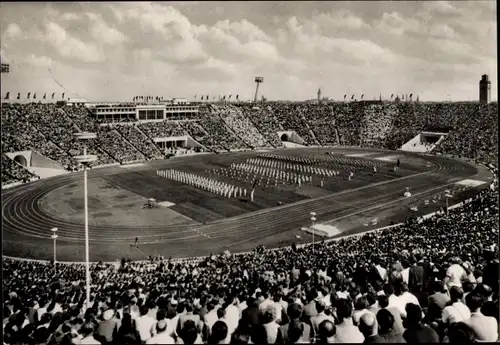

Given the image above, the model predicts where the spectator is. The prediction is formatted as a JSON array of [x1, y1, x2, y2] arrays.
[[441, 286, 470, 325], [146, 320, 175, 344], [376, 309, 405, 343], [334, 299, 364, 343], [444, 322, 475, 344], [358, 312, 383, 343], [317, 320, 336, 344], [464, 292, 498, 342], [403, 303, 439, 343]]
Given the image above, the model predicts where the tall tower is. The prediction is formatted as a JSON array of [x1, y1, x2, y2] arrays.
[[254, 77, 263, 103], [317, 88, 322, 103], [479, 74, 491, 104]]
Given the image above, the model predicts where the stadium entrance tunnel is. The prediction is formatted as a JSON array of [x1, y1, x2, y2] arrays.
[[14, 155, 27, 167], [280, 133, 289, 141]]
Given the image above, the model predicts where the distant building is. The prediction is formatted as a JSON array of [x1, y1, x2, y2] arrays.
[[67, 98, 87, 107], [479, 74, 491, 104]]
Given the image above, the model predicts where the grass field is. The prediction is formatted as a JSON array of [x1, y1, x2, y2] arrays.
[[40, 177, 197, 226], [39, 152, 417, 226]]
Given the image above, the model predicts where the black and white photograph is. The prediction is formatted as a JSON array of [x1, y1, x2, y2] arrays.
[[1, 1, 498, 344]]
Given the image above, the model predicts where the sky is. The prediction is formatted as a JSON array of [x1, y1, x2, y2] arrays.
[[0, 1, 497, 102]]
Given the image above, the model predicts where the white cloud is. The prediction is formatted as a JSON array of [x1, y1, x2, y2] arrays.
[[86, 13, 127, 45], [28, 54, 53, 67], [61, 12, 80, 21], [42, 22, 104, 63], [3, 23, 22, 39]]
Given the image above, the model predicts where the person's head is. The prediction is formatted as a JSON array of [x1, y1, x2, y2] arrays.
[[306, 288, 317, 302], [318, 320, 336, 342], [358, 313, 378, 338], [156, 319, 168, 334], [376, 308, 395, 333], [405, 303, 422, 326], [180, 320, 199, 345], [33, 327, 50, 345], [231, 331, 250, 344], [447, 322, 475, 344], [449, 286, 464, 302], [216, 307, 226, 320], [336, 298, 353, 321], [383, 283, 394, 297], [249, 325, 268, 344], [474, 284, 493, 301], [156, 308, 166, 321], [377, 295, 389, 309], [139, 304, 149, 316], [80, 322, 95, 338], [354, 296, 369, 311], [465, 292, 483, 313], [210, 321, 228, 344], [260, 306, 275, 324], [287, 303, 303, 321], [288, 320, 304, 343]]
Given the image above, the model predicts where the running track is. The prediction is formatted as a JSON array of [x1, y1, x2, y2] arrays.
[[2, 148, 486, 262]]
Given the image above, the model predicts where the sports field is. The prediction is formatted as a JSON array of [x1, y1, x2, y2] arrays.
[[2, 147, 492, 262]]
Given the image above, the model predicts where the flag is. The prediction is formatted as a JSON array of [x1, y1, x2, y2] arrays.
[[229, 95, 232, 99], [390, 94, 394, 99], [62, 93, 65, 99], [252, 179, 258, 190], [206, 95, 209, 100], [223, 95, 226, 100], [360, 94, 364, 100], [236, 95, 239, 100], [201, 96, 204, 100], [52, 92, 55, 99], [17, 92, 20, 100], [409, 93, 413, 99], [43, 93, 46, 99], [351, 94, 354, 100], [5, 92, 10, 100], [344, 94, 347, 100], [212, 96, 215, 100], [27, 92, 31, 99], [33, 93, 36, 99], [194, 95, 197, 100]]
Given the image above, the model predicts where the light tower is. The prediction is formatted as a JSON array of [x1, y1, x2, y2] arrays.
[[254, 77, 263, 103], [73, 132, 98, 309], [479, 74, 491, 104]]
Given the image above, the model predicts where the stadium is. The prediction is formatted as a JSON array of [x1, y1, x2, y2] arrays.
[[1, 2, 498, 345], [2, 99, 496, 262]]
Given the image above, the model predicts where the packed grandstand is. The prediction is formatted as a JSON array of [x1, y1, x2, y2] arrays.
[[1, 99, 499, 344]]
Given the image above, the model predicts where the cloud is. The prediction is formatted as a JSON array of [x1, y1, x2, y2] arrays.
[[42, 22, 104, 63], [0, 2, 495, 102], [86, 13, 127, 45], [28, 54, 53, 67], [3, 23, 22, 39]]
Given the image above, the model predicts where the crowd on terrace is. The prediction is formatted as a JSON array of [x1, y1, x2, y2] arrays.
[[3, 181, 498, 344], [1, 100, 499, 344], [1, 101, 498, 185]]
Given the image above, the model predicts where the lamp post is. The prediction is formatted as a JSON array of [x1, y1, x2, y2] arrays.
[[51, 227, 58, 273], [73, 132, 98, 309], [310, 212, 317, 252]]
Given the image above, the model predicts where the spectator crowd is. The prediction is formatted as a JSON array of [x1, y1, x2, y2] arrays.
[[2, 101, 497, 186], [3, 181, 498, 344], [1, 100, 499, 344]]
